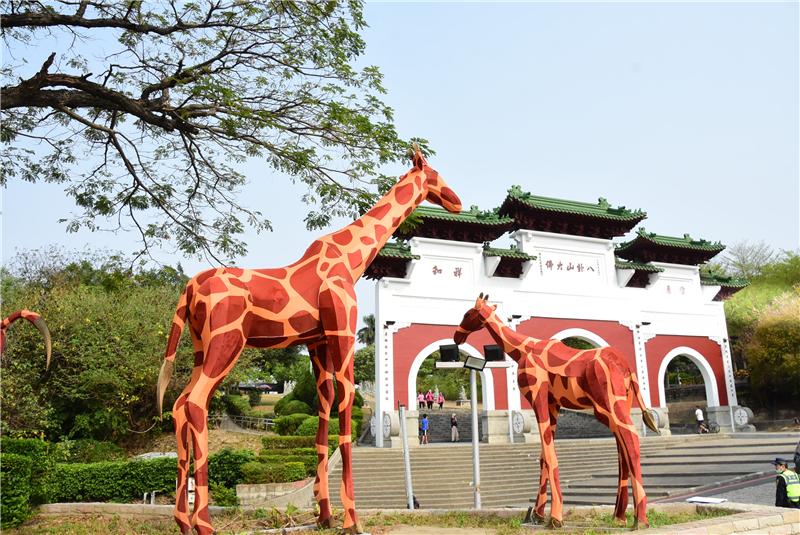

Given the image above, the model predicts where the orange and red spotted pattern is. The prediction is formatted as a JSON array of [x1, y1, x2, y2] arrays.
[[157, 148, 461, 534], [454, 294, 658, 529], [1, 309, 51, 370]]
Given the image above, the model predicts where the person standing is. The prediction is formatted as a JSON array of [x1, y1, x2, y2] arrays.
[[772, 458, 800, 508], [420, 414, 429, 445], [695, 405, 706, 433], [450, 413, 459, 442], [418, 392, 425, 409], [425, 390, 434, 410], [438, 392, 445, 410]]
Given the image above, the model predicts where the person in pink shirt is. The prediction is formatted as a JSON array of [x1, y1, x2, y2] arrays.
[[425, 390, 434, 409], [417, 392, 425, 409], [437, 392, 445, 410]]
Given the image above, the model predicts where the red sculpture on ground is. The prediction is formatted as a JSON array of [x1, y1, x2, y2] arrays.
[[1, 309, 51, 369], [157, 148, 461, 534], [454, 294, 658, 528]]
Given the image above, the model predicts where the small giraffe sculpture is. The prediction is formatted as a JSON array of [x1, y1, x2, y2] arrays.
[[454, 294, 658, 528], [1, 310, 51, 369], [157, 148, 461, 534]]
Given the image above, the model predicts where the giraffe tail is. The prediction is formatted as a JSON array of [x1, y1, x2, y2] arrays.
[[631, 373, 660, 434], [1, 310, 52, 370], [157, 284, 190, 417]]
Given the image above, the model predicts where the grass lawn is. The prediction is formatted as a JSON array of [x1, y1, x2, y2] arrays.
[[8, 507, 732, 534]]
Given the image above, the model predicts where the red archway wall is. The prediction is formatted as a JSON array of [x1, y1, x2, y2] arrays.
[[645, 335, 727, 407], [393, 324, 510, 410]]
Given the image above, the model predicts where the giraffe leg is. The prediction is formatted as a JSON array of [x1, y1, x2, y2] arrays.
[[172, 341, 204, 534], [533, 402, 559, 522], [612, 435, 631, 524], [615, 419, 648, 529], [532, 388, 562, 528], [309, 343, 335, 528], [319, 281, 362, 534], [188, 330, 245, 535]]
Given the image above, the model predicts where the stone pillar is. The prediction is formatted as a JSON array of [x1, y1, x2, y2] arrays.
[[481, 410, 512, 443], [707, 405, 756, 433]]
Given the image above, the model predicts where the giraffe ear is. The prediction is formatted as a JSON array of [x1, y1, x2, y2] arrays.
[[485, 294, 490, 302], [492, 304, 498, 311], [475, 293, 483, 308]]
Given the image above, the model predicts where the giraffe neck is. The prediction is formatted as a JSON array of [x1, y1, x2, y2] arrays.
[[324, 168, 428, 280], [483, 312, 542, 364]]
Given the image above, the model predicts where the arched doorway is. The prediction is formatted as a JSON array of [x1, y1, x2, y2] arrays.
[[657, 347, 720, 433], [407, 341, 493, 443]]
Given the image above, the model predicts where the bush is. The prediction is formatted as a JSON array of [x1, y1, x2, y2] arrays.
[[45, 457, 177, 503], [240, 461, 308, 484], [261, 435, 338, 453], [272, 392, 295, 416], [247, 390, 262, 407], [208, 448, 255, 488], [222, 394, 252, 417], [274, 413, 312, 435], [296, 416, 339, 437], [0, 438, 53, 504], [0, 453, 32, 528], [279, 400, 313, 417], [258, 454, 316, 476], [210, 482, 239, 507], [54, 438, 125, 463]]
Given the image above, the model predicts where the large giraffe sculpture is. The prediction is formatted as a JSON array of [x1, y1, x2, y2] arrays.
[[157, 148, 461, 534], [454, 294, 659, 529], [1, 310, 52, 369]]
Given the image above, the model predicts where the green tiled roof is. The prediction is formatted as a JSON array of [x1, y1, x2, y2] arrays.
[[410, 205, 514, 225], [614, 259, 664, 273], [506, 186, 646, 221], [377, 241, 419, 260], [617, 228, 725, 253], [700, 273, 749, 289], [483, 245, 536, 261]]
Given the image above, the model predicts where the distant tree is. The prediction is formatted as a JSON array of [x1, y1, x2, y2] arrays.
[[719, 240, 776, 279], [357, 314, 375, 346], [1, 0, 426, 261], [744, 290, 800, 410], [353, 345, 374, 385]]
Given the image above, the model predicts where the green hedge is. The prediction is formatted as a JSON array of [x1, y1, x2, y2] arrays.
[[240, 461, 307, 484], [279, 400, 313, 417], [261, 435, 339, 454], [45, 457, 177, 503], [274, 413, 312, 435], [208, 448, 255, 488], [258, 454, 316, 476], [0, 453, 32, 528], [0, 438, 53, 504]]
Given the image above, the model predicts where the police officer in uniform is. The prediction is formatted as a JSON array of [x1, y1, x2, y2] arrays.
[[772, 457, 800, 508]]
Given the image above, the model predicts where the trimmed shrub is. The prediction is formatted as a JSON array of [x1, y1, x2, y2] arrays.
[[0, 453, 32, 528], [261, 435, 338, 453], [296, 416, 339, 437], [258, 454, 316, 476], [247, 390, 262, 407], [210, 482, 239, 507], [274, 413, 312, 435], [45, 456, 177, 503], [208, 448, 255, 488], [279, 400, 313, 417], [0, 437, 53, 504], [54, 438, 125, 463], [272, 392, 296, 416], [241, 461, 308, 484], [222, 394, 252, 417]]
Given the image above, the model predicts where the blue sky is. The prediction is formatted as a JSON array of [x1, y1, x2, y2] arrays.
[[2, 1, 798, 328]]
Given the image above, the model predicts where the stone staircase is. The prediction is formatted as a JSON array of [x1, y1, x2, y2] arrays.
[[329, 435, 686, 509], [330, 434, 798, 510]]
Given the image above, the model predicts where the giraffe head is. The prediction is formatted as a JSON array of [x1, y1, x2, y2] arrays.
[[454, 293, 496, 345], [410, 146, 461, 213]]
